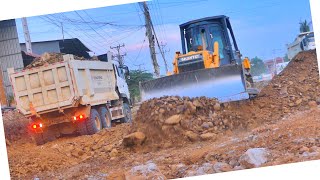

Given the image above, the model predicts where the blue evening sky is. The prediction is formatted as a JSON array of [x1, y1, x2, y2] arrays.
[[15, 0, 313, 75]]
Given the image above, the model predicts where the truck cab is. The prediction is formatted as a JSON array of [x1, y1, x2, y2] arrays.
[[112, 60, 131, 105], [287, 32, 316, 60], [300, 32, 316, 51]]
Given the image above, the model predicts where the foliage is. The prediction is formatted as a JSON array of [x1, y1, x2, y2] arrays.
[[8, 95, 15, 106], [300, 20, 310, 33], [283, 54, 290, 62], [126, 70, 154, 103], [250, 56, 267, 76]]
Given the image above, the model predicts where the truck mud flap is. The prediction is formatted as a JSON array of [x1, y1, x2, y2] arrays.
[[139, 65, 249, 103]]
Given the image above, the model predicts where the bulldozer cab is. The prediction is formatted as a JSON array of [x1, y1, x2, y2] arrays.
[[180, 15, 241, 66]]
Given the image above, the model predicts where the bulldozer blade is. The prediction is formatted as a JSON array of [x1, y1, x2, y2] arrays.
[[139, 65, 250, 103]]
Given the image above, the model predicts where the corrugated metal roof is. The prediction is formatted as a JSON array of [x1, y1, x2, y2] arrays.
[[20, 38, 92, 58]]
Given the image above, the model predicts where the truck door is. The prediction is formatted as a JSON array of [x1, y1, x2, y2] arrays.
[[114, 65, 130, 99]]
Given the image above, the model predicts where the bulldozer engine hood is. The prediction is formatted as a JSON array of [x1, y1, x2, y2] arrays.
[[177, 53, 205, 73]]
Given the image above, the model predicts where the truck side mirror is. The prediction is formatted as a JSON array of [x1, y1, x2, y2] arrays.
[[125, 67, 130, 76], [121, 65, 130, 77]]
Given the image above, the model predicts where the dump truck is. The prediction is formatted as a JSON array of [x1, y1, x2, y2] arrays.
[[140, 15, 259, 102], [287, 31, 316, 60], [8, 54, 132, 145]]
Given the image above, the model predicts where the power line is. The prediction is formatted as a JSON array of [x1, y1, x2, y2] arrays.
[[152, 0, 208, 8], [149, 1, 165, 42], [49, 14, 143, 28], [150, 19, 169, 73], [82, 10, 113, 39], [73, 11, 110, 43], [108, 26, 144, 45], [154, 0, 168, 43], [124, 37, 147, 66], [42, 15, 106, 53], [51, 13, 108, 52], [39, 16, 89, 54], [52, 12, 144, 49]]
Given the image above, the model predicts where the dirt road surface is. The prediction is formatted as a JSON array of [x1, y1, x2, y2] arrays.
[[3, 50, 320, 179]]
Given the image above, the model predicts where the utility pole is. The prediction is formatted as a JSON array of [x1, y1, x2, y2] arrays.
[[61, 22, 65, 41], [21, 17, 32, 53], [110, 44, 126, 66], [140, 2, 160, 77]]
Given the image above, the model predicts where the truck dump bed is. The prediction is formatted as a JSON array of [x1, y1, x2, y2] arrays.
[[8, 55, 118, 116]]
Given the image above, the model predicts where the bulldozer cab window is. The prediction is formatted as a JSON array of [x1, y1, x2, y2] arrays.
[[208, 25, 225, 59], [185, 26, 209, 52], [184, 24, 226, 60]]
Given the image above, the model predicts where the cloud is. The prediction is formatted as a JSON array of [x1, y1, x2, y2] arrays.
[[126, 40, 148, 51], [124, 23, 182, 52]]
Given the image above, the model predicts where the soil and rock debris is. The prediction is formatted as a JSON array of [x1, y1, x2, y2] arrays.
[[3, 50, 320, 179], [25, 52, 99, 69]]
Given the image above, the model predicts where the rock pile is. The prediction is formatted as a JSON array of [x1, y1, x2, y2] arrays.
[[226, 49, 320, 128], [25, 52, 99, 69], [131, 96, 247, 147]]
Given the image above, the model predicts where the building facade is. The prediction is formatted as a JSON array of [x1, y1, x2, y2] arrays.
[[264, 57, 284, 74], [0, 20, 24, 106], [20, 38, 91, 62]]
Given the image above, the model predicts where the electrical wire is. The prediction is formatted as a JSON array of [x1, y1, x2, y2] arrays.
[[73, 11, 110, 42], [43, 15, 107, 53]]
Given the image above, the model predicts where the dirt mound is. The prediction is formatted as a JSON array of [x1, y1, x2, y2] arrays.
[[7, 123, 131, 179], [131, 96, 248, 148], [25, 52, 99, 69], [2, 110, 32, 144], [132, 50, 319, 148], [227, 49, 319, 128], [254, 80, 271, 91]]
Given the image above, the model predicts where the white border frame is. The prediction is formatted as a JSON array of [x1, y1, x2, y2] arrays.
[[0, 0, 320, 180], [310, 0, 320, 81]]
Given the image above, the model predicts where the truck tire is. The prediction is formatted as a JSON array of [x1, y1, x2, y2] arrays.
[[86, 108, 103, 135], [98, 107, 112, 129], [33, 133, 46, 145], [120, 103, 132, 124], [77, 120, 88, 135], [33, 128, 56, 145]]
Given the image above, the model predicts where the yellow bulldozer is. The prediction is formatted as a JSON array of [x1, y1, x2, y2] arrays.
[[140, 15, 259, 102]]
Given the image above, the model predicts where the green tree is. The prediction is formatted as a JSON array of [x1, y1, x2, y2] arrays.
[[300, 20, 310, 33], [250, 56, 267, 76], [283, 54, 290, 62], [126, 70, 154, 103]]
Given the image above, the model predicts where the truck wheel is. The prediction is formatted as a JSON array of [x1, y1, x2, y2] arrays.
[[99, 107, 112, 129], [86, 108, 103, 135], [120, 103, 132, 124], [33, 133, 46, 145], [33, 129, 56, 146], [77, 120, 88, 135]]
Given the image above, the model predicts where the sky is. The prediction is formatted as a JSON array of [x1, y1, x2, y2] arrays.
[[15, 0, 313, 75]]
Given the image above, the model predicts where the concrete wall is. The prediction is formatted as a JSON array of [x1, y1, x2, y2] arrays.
[[0, 20, 24, 106], [20, 41, 61, 55]]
